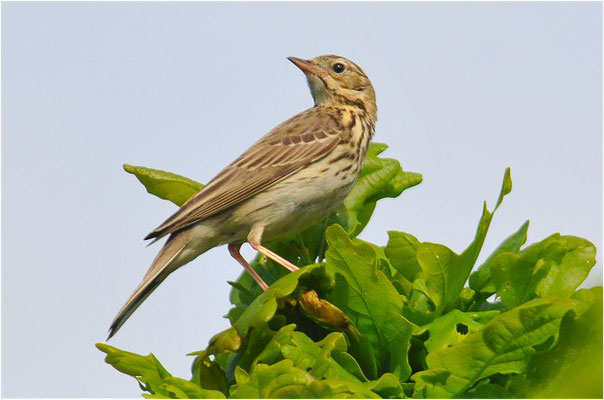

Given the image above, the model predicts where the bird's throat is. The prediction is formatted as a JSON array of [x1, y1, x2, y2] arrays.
[[307, 75, 332, 106]]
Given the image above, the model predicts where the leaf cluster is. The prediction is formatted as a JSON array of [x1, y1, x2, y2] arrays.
[[99, 143, 602, 398]]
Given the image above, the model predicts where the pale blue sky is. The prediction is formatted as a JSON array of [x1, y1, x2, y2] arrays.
[[2, 2, 602, 397]]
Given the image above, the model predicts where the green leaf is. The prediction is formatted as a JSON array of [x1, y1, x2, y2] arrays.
[[334, 143, 422, 237], [324, 224, 415, 382], [510, 287, 603, 399], [189, 326, 242, 358], [490, 234, 596, 309], [160, 377, 224, 399], [195, 358, 229, 395], [96, 343, 171, 395], [253, 324, 363, 382], [232, 263, 330, 338], [411, 369, 450, 399], [411, 297, 581, 398], [463, 382, 513, 399], [417, 309, 500, 353], [385, 231, 423, 282], [415, 168, 513, 318], [221, 265, 338, 381], [535, 236, 596, 298], [494, 167, 512, 209], [230, 330, 405, 400], [230, 359, 378, 399], [96, 343, 224, 398], [469, 220, 530, 294], [123, 164, 203, 206], [489, 251, 551, 310]]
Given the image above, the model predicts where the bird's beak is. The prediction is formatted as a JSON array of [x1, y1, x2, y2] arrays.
[[288, 57, 327, 78]]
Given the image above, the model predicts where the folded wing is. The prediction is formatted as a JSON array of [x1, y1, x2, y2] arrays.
[[145, 110, 342, 242]]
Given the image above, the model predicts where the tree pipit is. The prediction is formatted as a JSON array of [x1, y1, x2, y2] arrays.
[[109, 55, 377, 338]]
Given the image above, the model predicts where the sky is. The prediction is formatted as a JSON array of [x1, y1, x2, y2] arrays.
[[1, 2, 602, 397]]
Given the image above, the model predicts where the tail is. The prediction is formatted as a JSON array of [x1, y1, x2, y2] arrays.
[[107, 230, 193, 339]]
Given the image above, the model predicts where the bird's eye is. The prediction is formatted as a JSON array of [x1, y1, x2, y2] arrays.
[[332, 63, 345, 73]]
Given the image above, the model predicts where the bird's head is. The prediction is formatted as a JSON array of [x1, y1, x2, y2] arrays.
[[288, 55, 377, 120]]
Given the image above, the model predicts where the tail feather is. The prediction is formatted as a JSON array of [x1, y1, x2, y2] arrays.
[[107, 232, 190, 339]]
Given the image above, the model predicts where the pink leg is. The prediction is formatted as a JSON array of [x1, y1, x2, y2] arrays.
[[248, 225, 299, 272], [228, 243, 268, 291]]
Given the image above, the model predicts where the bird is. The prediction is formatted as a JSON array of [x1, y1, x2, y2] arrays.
[[108, 55, 377, 339]]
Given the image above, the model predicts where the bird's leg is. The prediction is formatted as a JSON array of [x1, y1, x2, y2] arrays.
[[228, 243, 268, 291], [248, 225, 299, 272]]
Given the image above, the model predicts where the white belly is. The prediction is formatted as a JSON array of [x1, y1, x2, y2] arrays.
[[233, 171, 355, 240]]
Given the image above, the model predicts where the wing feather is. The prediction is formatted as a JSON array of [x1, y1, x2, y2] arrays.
[[145, 109, 343, 241]]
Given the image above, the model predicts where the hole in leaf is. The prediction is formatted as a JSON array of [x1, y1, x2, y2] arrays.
[[456, 323, 469, 335]]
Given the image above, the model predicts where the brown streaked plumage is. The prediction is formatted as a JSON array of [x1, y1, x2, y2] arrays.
[[108, 55, 377, 339]]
